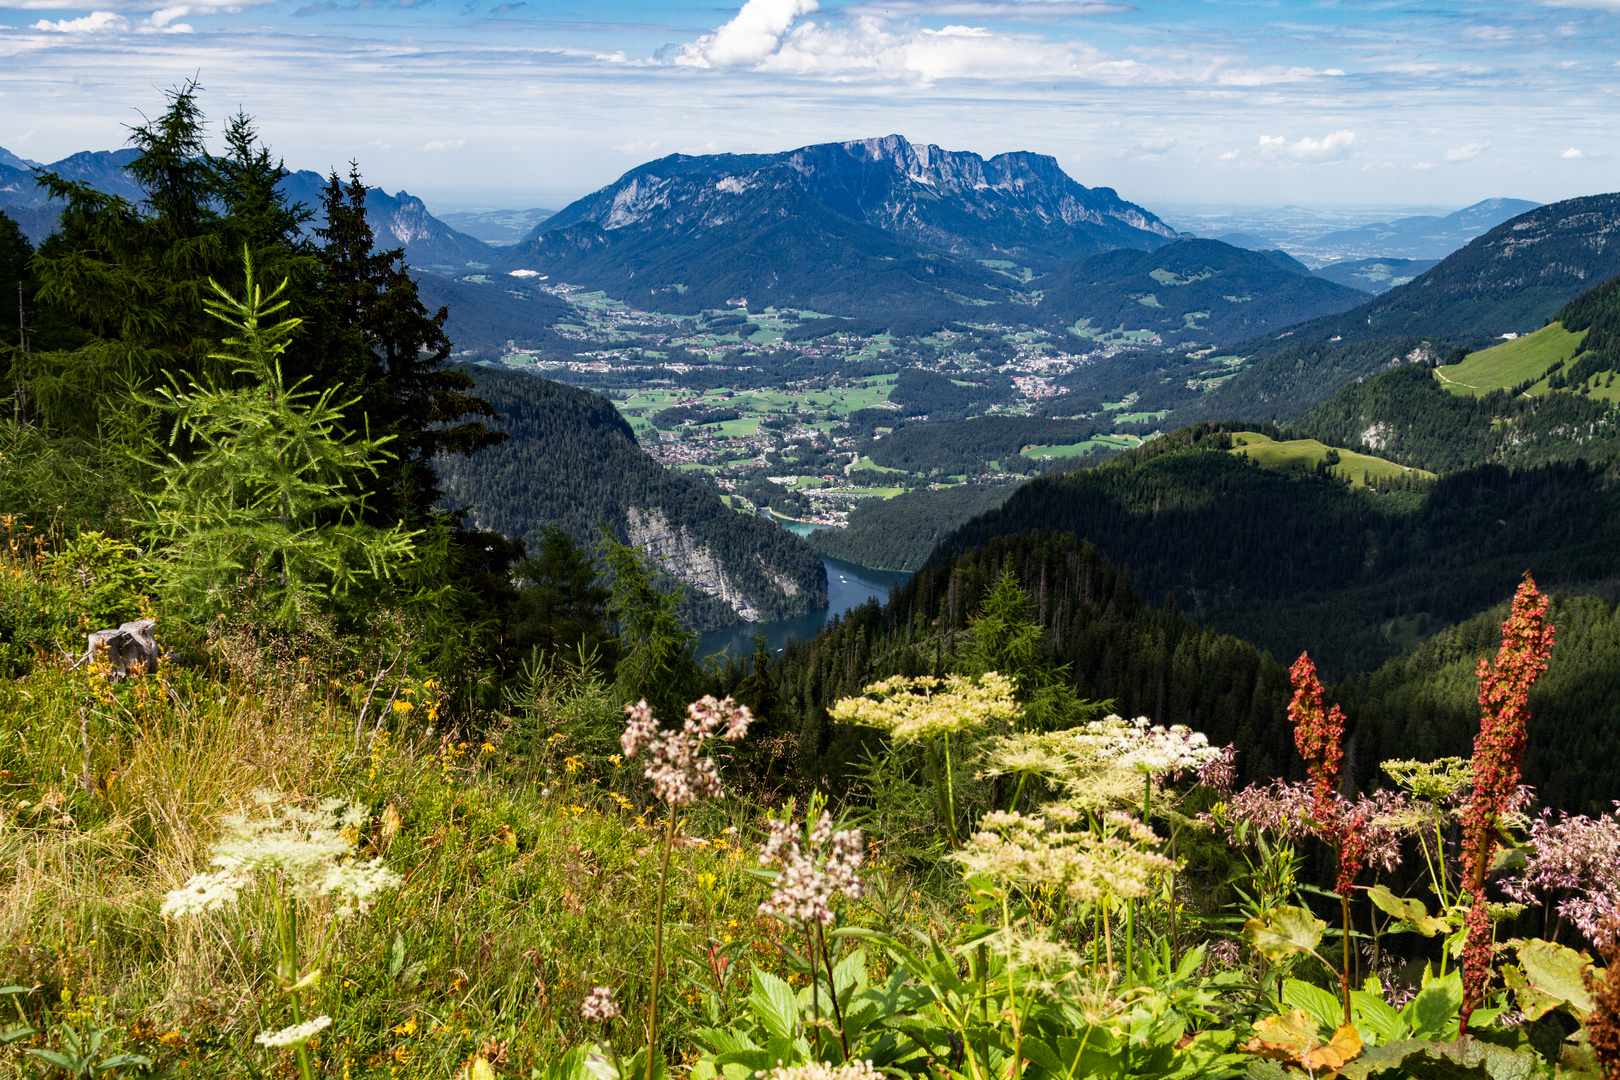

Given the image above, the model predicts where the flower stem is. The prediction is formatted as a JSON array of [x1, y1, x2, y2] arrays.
[[817, 923, 849, 1061], [646, 814, 676, 1080], [943, 733, 959, 849]]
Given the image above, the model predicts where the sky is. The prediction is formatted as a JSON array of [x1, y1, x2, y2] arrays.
[[1, 0, 1618, 215]]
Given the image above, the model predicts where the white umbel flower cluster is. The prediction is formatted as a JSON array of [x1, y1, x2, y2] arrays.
[[620, 696, 750, 806], [829, 672, 1020, 744], [757, 811, 865, 926], [765, 1061, 884, 1080], [580, 986, 621, 1021], [949, 808, 1172, 904], [255, 1015, 332, 1048], [1076, 715, 1223, 777], [161, 791, 401, 920]]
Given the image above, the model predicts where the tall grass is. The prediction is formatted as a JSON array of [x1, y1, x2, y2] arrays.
[[0, 541, 940, 1078]]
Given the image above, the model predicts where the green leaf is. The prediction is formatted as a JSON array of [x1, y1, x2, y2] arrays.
[[1350, 990, 1404, 1045], [25, 1049, 87, 1074], [1244, 905, 1326, 962], [1517, 938, 1595, 1015], [99, 1053, 155, 1071], [1282, 979, 1343, 1031], [832, 948, 867, 996], [1406, 969, 1463, 1040], [388, 933, 406, 979], [748, 967, 800, 1042], [1366, 885, 1451, 937]]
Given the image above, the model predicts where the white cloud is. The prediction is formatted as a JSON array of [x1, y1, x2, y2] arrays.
[[1255, 130, 1354, 163], [1216, 148, 1239, 160], [844, 0, 1129, 14], [1412, 161, 1433, 170], [612, 140, 660, 154], [1562, 146, 1584, 158], [1444, 141, 1488, 162], [423, 139, 465, 151], [675, 0, 819, 70], [666, 0, 1343, 86], [31, 10, 126, 30]]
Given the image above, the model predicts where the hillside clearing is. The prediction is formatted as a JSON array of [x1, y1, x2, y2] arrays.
[[1434, 322, 1586, 396], [1230, 431, 1435, 488]]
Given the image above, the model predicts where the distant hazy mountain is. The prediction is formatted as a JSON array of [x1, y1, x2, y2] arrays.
[[437, 208, 554, 246], [1213, 232, 1276, 251], [0, 145, 494, 274], [1166, 191, 1620, 425], [1248, 192, 1620, 351], [1032, 238, 1368, 347], [1312, 257, 1441, 295], [495, 135, 1175, 319], [1309, 197, 1541, 260], [0, 148, 40, 172]]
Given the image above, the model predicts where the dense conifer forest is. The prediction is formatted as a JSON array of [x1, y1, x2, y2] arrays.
[[921, 425, 1620, 677]]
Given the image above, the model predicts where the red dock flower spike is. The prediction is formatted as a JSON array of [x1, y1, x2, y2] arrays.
[[1288, 653, 1345, 825], [1459, 573, 1555, 1032]]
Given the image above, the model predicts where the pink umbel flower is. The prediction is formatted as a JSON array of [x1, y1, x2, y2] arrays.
[[758, 811, 865, 927], [620, 695, 751, 805], [1504, 808, 1620, 948], [1459, 574, 1554, 1032]]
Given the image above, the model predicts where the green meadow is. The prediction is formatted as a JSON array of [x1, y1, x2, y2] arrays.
[[1229, 432, 1435, 488], [1433, 323, 1586, 396]]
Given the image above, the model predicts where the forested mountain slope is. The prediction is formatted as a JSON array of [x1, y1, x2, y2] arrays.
[[764, 528, 1620, 811], [0, 146, 495, 272], [808, 484, 1015, 572], [1245, 192, 1620, 352], [1338, 591, 1620, 814], [1289, 275, 1620, 472], [1032, 239, 1368, 347], [1164, 194, 1620, 425], [925, 425, 1620, 677], [435, 367, 826, 632]]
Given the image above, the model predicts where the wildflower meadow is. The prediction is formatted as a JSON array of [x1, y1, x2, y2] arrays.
[[3, 501, 1618, 1080]]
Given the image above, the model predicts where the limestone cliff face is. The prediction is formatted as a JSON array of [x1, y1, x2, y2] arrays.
[[627, 506, 805, 624]]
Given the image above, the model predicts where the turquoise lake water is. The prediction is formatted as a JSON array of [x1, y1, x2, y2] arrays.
[[695, 553, 911, 661]]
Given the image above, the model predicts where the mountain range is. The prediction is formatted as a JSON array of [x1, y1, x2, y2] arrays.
[[1309, 197, 1543, 261], [0, 148, 495, 274], [1029, 238, 1370, 347], [492, 135, 1179, 320]]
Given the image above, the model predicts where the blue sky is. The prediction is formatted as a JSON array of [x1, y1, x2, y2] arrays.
[[1, 0, 1617, 213]]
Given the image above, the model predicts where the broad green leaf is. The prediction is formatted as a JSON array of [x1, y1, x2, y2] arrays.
[[24, 1050, 84, 1072], [832, 947, 867, 996], [1243, 906, 1326, 962], [1283, 979, 1344, 1032], [1366, 885, 1451, 937], [1405, 1036, 1540, 1080], [1338, 1039, 1434, 1080], [1406, 969, 1463, 1040], [1245, 1009, 1320, 1060], [1518, 938, 1595, 1015], [388, 932, 406, 979], [1349, 989, 1404, 1045], [748, 967, 800, 1042], [1502, 964, 1564, 1022]]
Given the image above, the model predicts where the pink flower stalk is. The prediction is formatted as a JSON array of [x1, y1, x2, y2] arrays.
[[1289, 653, 1345, 826], [1459, 574, 1554, 1032]]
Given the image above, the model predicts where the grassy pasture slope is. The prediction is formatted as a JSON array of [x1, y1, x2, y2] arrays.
[[1230, 432, 1435, 488], [1434, 323, 1587, 396]]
